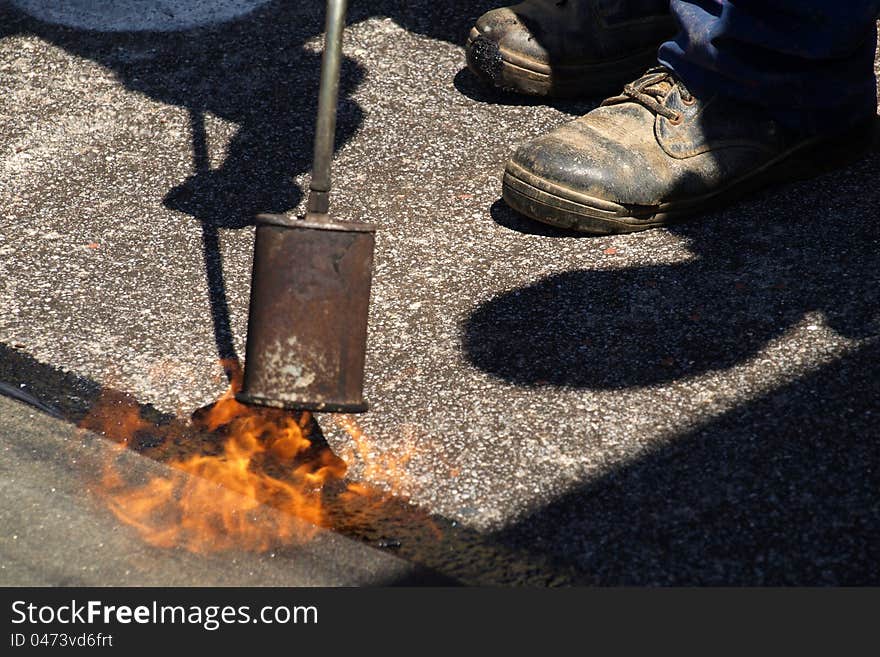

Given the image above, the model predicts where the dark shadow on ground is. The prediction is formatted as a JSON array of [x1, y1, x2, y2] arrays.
[[468, 122, 880, 584], [466, 148, 880, 388], [490, 198, 591, 237], [492, 338, 880, 585]]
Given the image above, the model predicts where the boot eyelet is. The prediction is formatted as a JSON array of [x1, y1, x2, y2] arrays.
[[681, 95, 696, 106], [668, 112, 684, 126]]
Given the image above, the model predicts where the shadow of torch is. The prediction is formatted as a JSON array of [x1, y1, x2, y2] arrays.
[[237, 0, 376, 414]]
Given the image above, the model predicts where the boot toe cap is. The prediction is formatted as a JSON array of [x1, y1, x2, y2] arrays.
[[508, 119, 665, 207], [470, 7, 547, 64]]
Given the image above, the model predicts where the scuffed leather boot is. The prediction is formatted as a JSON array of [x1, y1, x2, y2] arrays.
[[466, 0, 674, 97], [502, 67, 877, 234]]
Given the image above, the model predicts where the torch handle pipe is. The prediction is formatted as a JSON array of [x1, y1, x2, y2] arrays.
[[307, 0, 349, 216]]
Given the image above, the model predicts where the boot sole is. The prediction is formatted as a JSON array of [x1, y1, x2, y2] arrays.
[[502, 118, 879, 234], [466, 29, 660, 98]]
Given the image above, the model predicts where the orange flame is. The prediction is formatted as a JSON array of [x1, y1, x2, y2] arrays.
[[83, 361, 440, 553], [84, 365, 346, 553]]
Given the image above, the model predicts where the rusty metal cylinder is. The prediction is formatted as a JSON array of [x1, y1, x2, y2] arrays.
[[237, 213, 376, 413]]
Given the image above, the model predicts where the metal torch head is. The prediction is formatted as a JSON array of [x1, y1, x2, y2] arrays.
[[237, 213, 376, 413]]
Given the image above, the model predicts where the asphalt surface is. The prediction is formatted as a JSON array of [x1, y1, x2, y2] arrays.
[[1, 1, 878, 585], [0, 395, 439, 586]]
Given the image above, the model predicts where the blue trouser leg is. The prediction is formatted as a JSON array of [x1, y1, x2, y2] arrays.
[[657, 1, 880, 133]]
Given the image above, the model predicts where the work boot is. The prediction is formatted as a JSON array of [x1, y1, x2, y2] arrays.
[[502, 67, 877, 234], [466, 0, 674, 97]]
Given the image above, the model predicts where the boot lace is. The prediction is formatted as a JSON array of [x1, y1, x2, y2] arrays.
[[601, 66, 692, 122]]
